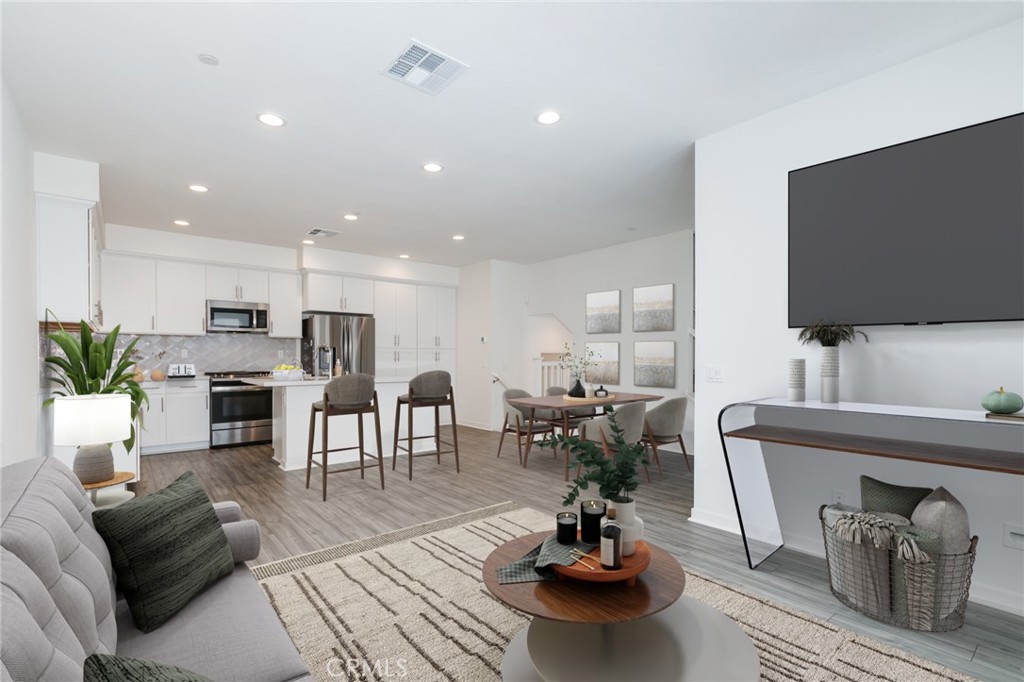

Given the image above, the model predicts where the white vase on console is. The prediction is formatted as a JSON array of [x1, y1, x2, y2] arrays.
[[821, 346, 840, 403], [606, 498, 644, 556]]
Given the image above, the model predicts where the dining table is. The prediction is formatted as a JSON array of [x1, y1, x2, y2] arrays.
[[506, 391, 663, 479]]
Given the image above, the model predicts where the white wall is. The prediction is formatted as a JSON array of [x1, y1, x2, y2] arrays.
[[106, 223, 298, 271], [527, 231, 695, 429], [303, 246, 459, 286], [693, 21, 1024, 610], [34, 152, 99, 203], [1, 83, 40, 466], [488, 261, 530, 428], [456, 261, 492, 430]]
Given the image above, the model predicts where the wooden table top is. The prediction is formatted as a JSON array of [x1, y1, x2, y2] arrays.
[[507, 392, 663, 412], [82, 471, 135, 490], [482, 531, 686, 624]]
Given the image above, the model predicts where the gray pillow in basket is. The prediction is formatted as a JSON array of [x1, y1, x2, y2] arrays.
[[911, 486, 971, 555], [860, 475, 933, 519]]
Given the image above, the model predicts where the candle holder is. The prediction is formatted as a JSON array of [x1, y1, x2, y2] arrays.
[[556, 512, 578, 544], [579, 500, 606, 543]]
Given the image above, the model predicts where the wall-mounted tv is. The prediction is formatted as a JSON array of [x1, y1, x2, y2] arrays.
[[788, 113, 1023, 328]]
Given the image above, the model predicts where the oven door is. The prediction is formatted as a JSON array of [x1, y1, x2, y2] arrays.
[[209, 382, 273, 447]]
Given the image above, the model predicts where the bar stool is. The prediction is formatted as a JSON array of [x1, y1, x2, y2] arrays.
[[392, 370, 460, 480], [306, 373, 384, 501]]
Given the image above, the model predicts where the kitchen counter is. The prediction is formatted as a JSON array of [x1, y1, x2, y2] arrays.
[[244, 375, 444, 472]]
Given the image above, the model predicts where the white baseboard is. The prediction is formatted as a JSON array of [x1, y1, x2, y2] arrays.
[[688, 506, 741, 535]]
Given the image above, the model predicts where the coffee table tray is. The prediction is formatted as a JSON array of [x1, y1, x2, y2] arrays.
[[552, 541, 651, 586]]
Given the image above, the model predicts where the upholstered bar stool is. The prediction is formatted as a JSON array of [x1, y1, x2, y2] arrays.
[[306, 373, 385, 501], [392, 370, 460, 480]]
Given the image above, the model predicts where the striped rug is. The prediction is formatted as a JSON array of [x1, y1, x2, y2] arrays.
[[253, 502, 974, 682]]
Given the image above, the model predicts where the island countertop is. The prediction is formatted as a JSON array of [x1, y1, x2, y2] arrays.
[[242, 376, 414, 388]]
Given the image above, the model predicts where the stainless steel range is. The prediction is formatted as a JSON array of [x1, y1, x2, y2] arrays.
[[207, 371, 273, 448]]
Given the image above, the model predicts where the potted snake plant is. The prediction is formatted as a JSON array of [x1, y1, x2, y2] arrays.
[[798, 319, 868, 403]]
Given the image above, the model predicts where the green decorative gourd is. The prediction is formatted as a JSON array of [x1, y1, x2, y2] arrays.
[[981, 387, 1024, 414]]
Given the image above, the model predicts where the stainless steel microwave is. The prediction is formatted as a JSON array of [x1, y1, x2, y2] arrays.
[[206, 300, 269, 333]]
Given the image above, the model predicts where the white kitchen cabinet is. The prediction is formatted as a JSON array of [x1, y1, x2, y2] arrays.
[[140, 380, 210, 454], [140, 389, 169, 448], [166, 391, 210, 443], [417, 286, 457, 349], [375, 348, 417, 379], [156, 261, 206, 335], [101, 253, 156, 334], [417, 348, 455, 376], [36, 196, 93, 323], [374, 281, 417, 349], [304, 273, 374, 313], [207, 266, 269, 303], [268, 272, 303, 338]]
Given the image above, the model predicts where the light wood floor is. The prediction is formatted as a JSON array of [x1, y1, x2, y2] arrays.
[[139, 426, 1022, 681]]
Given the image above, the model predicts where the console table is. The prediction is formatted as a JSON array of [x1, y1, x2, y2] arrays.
[[718, 399, 1023, 569]]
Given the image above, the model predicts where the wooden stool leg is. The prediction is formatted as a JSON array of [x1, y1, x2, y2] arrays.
[[373, 400, 385, 490], [306, 406, 316, 489], [357, 410, 366, 480], [497, 415, 508, 457], [434, 405, 441, 464], [678, 435, 691, 471], [449, 398, 460, 474], [321, 408, 329, 502], [515, 423, 524, 466], [407, 400, 414, 481], [392, 400, 401, 470]]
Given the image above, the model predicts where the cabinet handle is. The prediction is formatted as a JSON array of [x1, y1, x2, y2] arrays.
[[397, 334, 400, 346], [151, 315, 155, 331], [340, 296, 344, 310], [344, 296, 347, 310], [161, 397, 165, 412], [270, 320, 274, 334], [240, 285, 244, 300], [202, 316, 205, 332], [206, 395, 209, 410]]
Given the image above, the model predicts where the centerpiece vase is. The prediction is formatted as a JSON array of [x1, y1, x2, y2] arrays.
[[820, 346, 840, 403], [607, 498, 644, 556], [568, 377, 586, 398]]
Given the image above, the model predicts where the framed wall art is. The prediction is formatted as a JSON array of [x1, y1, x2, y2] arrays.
[[585, 342, 619, 385], [633, 284, 674, 332], [634, 341, 675, 388], [586, 290, 620, 334]]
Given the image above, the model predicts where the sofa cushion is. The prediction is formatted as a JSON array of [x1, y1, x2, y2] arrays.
[[859, 475, 933, 519], [93, 471, 234, 633], [84, 653, 212, 682], [1, 458, 117, 681], [115, 566, 310, 682]]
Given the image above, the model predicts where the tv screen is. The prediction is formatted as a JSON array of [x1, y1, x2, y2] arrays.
[[788, 113, 1024, 328]]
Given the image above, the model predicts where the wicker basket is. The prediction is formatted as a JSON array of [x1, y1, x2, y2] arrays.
[[818, 505, 977, 632]]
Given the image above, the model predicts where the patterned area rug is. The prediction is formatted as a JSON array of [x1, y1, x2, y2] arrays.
[[253, 502, 974, 682]]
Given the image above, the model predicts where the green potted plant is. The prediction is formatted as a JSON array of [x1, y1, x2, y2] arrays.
[[43, 319, 149, 454], [798, 319, 868, 403], [548, 408, 646, 555]]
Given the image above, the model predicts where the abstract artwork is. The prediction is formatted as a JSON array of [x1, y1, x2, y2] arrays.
[[586, 290, 620, 334], [585, 342, 619, 385], [634, 341, 675, 388], [633, 284, 674, 332]]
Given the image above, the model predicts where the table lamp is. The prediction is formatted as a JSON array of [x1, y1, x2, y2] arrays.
[[53, 394, 131, 484]]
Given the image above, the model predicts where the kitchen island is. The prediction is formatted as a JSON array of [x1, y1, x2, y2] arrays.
[[243, 376, 448, 471]]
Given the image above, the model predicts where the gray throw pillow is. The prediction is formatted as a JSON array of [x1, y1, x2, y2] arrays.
[[860, 475, 933, 519], [911, 486, 971, 555], [84, 653, 212, 682], [93, 471, 234, 633]]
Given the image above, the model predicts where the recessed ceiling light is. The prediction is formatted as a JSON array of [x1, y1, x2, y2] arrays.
[[302, 239, 315, 245], [343, 213, 359, 221], [452, 235, 464, 241], [399, 254, 410, 259], [188, 184, 208, 193], [536, 110, 561, 125], [173, 220, 190, 226], [257, 112, 286, 127], [197, 54, 220, 66], [422, 162, 443, 173]]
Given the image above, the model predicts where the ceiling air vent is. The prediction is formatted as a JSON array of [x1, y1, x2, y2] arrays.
[[306, 228, 339, 238], [382, 41, 468, 95]]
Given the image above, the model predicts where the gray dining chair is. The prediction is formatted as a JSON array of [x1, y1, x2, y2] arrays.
[[499, 389, 553, 465], [641, 397, 691, 477], [578, 401, 648, 474]]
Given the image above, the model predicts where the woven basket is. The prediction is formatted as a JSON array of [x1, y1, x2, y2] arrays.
[[818, 505, 977, 632]]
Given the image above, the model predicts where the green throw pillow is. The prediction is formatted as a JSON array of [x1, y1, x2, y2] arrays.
[[93, 471, 234, 633], [859, 475, 933, 519], [84, 653, 212, 682]]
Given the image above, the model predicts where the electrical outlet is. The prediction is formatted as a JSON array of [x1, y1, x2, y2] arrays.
[[1004, 523, 1024, 550], [831, 489, 851, 506], [277, 350, 284, 359], [706, 365, 723, 383]]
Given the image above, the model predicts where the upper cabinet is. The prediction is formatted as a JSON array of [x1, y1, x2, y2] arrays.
[[374, 281, 417, 349], [304, 273, 373, 314], [207, 266, 269, 303], [417, 286, 456, 349], [36, 196, 95, 324], [156, 261, 205, 335], [101, 253, 156, 334], [268, 272, 303, 338]]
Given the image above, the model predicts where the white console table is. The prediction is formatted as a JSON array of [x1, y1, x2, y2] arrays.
[[718, 399, 1024, 569]]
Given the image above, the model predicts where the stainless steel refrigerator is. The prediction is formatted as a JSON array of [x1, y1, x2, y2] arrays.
[[301, 312, 375, 378]]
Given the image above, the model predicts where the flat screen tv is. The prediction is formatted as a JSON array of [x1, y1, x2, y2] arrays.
[[788, 113, 1024, 328]]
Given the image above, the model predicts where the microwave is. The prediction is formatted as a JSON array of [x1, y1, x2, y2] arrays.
[[206, 300, 269, 333]]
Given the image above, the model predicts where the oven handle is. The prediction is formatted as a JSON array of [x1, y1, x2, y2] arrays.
[[211, 385, 272, 393]]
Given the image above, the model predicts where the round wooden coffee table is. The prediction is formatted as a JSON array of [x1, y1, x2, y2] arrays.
[[483, 532, 760, 681]]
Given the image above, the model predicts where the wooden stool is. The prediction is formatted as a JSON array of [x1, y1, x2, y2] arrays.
[[306, 374, 384, 501], [392, 370, 460, 480]]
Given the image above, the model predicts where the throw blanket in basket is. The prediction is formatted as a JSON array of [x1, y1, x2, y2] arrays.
[[832, 512, 910, 618]]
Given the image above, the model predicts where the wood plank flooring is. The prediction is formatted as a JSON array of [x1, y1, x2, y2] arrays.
[[139, 426, 1023, 681]]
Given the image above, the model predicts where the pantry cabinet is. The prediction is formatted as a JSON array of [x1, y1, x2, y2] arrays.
[[207, 266, 269, 303], [417, 286, 456, 349], [304, 273, 373, 314], [374, 281, 417, 349]]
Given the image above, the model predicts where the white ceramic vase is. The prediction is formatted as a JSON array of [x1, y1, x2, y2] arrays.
[[787, 358, 806, 402], [820, 346, 839, 403], [607, 498, 644, 556]]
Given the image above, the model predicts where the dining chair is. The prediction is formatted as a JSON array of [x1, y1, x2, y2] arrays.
[[641, 397, 691, 477], [578, 401, 648, 478], [392, 370, 460, 480], [306, 373, 384, 501], [498, 389, 553, 465]]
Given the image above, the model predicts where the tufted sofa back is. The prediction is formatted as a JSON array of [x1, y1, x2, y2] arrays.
[[1, 458, 117, 681]]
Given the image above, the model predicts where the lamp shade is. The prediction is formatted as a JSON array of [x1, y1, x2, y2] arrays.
[[53, 394, 131, 446]]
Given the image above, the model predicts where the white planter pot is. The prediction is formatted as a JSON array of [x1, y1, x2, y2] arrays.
[[606, 498, 645, 556], [821, 346, 840, 403]]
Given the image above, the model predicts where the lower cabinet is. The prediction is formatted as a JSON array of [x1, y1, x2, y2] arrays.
[[140, 381, 211, 454]]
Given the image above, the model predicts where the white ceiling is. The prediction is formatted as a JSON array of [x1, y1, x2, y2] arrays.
[[4, 2, 1020, 267]]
